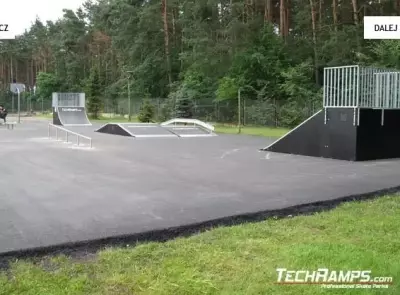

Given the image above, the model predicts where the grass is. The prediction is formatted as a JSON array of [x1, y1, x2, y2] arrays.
[[1, 195, 399, 294], [214, 124, 290, 137]]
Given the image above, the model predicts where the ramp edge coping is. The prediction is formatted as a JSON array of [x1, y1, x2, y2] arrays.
[[160, 118, 215, 132], [262, 110, 323, 151]]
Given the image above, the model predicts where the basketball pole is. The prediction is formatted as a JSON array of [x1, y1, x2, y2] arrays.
[[17, 88, 20, 123], [126, 70, 134, 122]]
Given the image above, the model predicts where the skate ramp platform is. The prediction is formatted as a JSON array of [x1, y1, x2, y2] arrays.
[[95, 118, 216, 138], [53, 107, 92, 126], [262, 108, 400, 161]]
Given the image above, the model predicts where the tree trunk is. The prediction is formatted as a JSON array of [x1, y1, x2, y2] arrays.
[[280, 0, 286, 38], [352, 0, 359, 25], [161, 0, 172, 86], [319, 0, 323, 30], [332, 0, 338, 31], [31, 59, 34, 86], [310, 0, 319, 84], [264, 0, 273, 23], [352, 0, 361, 52], [10, 57, 13, 83], [396, 0, 400, 15], [285, 0, 290, 36]]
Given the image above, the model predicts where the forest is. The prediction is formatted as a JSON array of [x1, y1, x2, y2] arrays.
[[0, 0, 400, 127]]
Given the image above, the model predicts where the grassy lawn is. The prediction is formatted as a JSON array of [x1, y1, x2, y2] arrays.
[[214, 124, 290, 137], [1, 195, 398, 294]]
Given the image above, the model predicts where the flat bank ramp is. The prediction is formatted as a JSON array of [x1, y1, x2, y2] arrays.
[[95, 119, 217, 138]]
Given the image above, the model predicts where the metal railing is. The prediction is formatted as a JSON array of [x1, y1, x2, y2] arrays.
[[48, 123, 92, 148]]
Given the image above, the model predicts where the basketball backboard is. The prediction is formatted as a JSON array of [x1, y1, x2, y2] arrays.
[[10, 83, 25, 94]]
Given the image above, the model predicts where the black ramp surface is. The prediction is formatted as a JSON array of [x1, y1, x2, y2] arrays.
[[2, 119, 400, 254], [52, 108, 62, 125], [96, 123, 133, 136], [264, 108, 357, 161], [56, 107, 91, 125], [357, 109, 400, 160]]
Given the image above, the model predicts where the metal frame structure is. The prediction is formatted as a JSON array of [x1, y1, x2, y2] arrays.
[[323, 65, 400, 125], [52, 93, 91, 126], [10, 83, 25, 123], [48, 123, 93, 148], [52, 93, 85, 107]]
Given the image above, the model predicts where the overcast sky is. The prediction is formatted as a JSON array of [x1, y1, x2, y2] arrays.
[[1, 0, 87, 36]]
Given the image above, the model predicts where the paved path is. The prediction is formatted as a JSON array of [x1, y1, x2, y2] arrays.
[[1, 119, 400, 254]]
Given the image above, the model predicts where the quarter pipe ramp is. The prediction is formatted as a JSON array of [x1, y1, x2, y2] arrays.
[[53, 107, 92, 126]]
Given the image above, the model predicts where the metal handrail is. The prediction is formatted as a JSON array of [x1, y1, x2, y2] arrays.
[[48, 123, 92, 148]]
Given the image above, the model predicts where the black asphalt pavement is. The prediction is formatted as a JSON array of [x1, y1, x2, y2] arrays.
[[1, 118, 400, 254]]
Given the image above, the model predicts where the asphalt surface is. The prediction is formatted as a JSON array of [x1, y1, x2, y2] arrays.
[[1, 118, 400, 254]]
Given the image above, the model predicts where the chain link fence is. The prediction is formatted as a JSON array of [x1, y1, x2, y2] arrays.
[[101, 98, 321, 128], [0, 92, 320, 127], [0, 96, 53, 114]]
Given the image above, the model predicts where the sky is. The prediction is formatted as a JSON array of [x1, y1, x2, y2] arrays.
[[0, 0, 87, 36]]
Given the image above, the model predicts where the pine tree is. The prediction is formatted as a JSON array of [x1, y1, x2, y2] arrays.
[[86, 68, 103, 119], [174, 97, 194, 118], [138, 99, 155, 122]]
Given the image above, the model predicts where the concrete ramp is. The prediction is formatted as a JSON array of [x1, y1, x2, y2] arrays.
[[53, 107, 91, 126], [95, 119, 217, 138], [96, 123, 177, 138], [122, 123, 178, 138], [164, 126, 215, 137]]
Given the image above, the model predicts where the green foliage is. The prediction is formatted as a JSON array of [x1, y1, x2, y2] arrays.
[[36, 72, 61, 101], [215, 77, 239, 101], [86, 67, 103, 119], [369, 40, 400, 69], [5, 0, 400, 126], [158, 98, 175, 121], [175, 97, 194, 119], [138, 99, 155, 122]]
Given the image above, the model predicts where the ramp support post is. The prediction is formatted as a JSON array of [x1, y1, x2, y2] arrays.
[[77, 135, 80, 146], [324, 108, 327, 124], [56, 128, 58, 140], [381, 109, 385, 126]]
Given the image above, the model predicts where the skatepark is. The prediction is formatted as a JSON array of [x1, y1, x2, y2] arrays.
[[2, 67, 400, 259]]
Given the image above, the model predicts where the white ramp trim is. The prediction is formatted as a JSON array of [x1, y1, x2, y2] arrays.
[[134, 134, 178, 138], [178, 133, 217, 138], [161, 118, 215, 132], [117, 124, 135, 136], [262, 110, 323, 150]]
